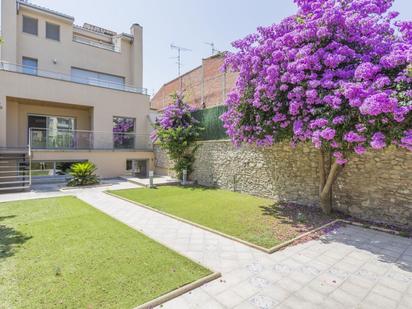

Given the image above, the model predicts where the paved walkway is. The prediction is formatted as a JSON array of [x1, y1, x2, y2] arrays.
[[1, 182, 412, 309]]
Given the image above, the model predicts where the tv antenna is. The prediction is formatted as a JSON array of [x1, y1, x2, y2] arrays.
[[205, 42, 220, 56], [170, 44, 191, 77]]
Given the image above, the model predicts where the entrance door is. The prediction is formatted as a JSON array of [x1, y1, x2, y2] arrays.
[[127, 159, 148, 178], [136, 160, 148, 178], [28, 115, 47, 148]]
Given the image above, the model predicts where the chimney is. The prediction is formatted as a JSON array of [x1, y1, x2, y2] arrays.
[[130, 23, 143, 89]]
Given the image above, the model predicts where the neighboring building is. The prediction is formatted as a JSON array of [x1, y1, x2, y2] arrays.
[[0, 0, 154, 191], [151, 53, 237, 110]]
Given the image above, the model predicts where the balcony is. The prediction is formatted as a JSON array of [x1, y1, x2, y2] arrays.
[[29, 128, 152, 151], [0, 61, 147, 95]]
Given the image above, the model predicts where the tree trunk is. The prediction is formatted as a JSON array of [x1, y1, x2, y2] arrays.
[[318, 149, 343, 214]]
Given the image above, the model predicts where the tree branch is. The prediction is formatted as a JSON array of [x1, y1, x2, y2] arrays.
[[320, 161, 341, 199], [319, 149, 326, 195]]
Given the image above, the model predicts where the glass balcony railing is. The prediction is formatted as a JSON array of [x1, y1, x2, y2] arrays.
[[0, 61, 148, 95], [29, 128, 152, 151]]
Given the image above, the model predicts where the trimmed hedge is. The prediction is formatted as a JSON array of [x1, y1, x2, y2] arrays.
[[192, 105, 228, 140]]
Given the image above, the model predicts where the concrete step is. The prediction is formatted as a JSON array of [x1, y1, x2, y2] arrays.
[[0, 180, 31, 186], [0, 175, 30, 179], [0, 186, 30, 192]]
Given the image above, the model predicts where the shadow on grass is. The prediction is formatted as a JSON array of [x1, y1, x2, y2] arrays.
[[259, 202, 342, 231], [0, 215, 32, 260]]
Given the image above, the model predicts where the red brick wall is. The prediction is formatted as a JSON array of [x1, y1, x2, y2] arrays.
[[151, 54, 238, 110]]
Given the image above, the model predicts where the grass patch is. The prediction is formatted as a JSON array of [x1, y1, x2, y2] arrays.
[[0, 196, 210, 308], [109, 186, 340, 249]]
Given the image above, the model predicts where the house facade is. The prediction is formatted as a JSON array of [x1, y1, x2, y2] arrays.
[[0, 0, 154, 190], [151, 54, 237, 110]]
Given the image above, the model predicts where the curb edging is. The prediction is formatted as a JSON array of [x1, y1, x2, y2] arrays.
[[134, 272, 221, 309]]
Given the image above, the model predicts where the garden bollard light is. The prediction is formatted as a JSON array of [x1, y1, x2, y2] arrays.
[[149, 170, 154, 188], [182, 169, 187, 185]]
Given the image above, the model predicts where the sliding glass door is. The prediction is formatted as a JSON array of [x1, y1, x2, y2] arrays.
[[29, 115, 75, 149]]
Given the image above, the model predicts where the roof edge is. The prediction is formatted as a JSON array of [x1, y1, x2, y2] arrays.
[[17, 0, 75, 22]]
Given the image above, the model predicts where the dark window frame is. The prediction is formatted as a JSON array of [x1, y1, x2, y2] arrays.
[[22, 56, 38, 75], [22, 15, 38, 36], [46, 22, 60, 41]]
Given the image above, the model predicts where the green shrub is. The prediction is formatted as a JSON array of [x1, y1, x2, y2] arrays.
[[67, 162, 100, 187]]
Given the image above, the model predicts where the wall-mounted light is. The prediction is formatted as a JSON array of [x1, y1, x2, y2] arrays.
[[53, 59, 58, 64]]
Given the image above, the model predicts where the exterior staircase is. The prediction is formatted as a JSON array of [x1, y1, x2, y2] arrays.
[[0, 151, 31, 193]]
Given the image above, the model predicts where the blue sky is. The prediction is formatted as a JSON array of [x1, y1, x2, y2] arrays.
[[33, 0, 412, 96]]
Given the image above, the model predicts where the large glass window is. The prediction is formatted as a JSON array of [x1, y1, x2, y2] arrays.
[[71, 67, 125, 89], [46, 22, 60, 41], [22, 57, 38, 75], [31, 161, 84, 178], [28, 115, 75, 149], [23, 15, 38, 35], [113, 117, 135, 149]]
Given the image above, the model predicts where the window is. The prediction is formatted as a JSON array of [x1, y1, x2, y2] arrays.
[[71, 67, 125, 89], [126, 159, 148, 178], [113, 117, 135, 149], [28, 115, 75, 149], [31, 161, 84, 177], [46, 22, 60, 41], [22, 16, 38, 35], [22, 57, 38, 75]]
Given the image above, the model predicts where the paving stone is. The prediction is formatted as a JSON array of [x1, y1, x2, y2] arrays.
[[363, 292, 398, 309], [330, 288, 361, 307], [371, 284, 403, 302], [232, 281, 261, 300], [248, 294, 279, 309], [295, 286, 326, 304], [338, 281, 370, 299], [308, 278, 339, 294], [277, 277, 303, 293], [215, 289, 245, 308], [279, 295, 318, 309]]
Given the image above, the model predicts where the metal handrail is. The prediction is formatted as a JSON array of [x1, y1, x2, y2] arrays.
[[29, 127, 152, 151], [0, 61, 147, 95]]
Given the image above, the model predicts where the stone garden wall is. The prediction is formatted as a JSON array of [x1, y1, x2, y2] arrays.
[[154, 141, 412, 227]]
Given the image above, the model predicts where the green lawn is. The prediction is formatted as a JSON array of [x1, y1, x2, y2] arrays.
[[109, 186, 339, 249], [0, 196, 210, 309]]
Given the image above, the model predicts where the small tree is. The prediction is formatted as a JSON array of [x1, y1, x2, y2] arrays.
[[152, 93, 202, 179], [221, 0, 412, 213]]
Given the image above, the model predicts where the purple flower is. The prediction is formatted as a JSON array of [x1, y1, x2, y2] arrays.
[[309, 118, 329, 129], [320, 128, 336, 140], [332, 116, 345, 125], [293, 120, 304, 135], [354, 145, 366, 155], [344, 131, 367, 143], [360, 93, 397, 116], [354, 62, 381, 80], [370, 132, 386, 149]]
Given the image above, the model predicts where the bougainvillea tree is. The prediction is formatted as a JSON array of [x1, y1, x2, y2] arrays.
[[152, 93, 202, 179], [221, 0, 412, 213]]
